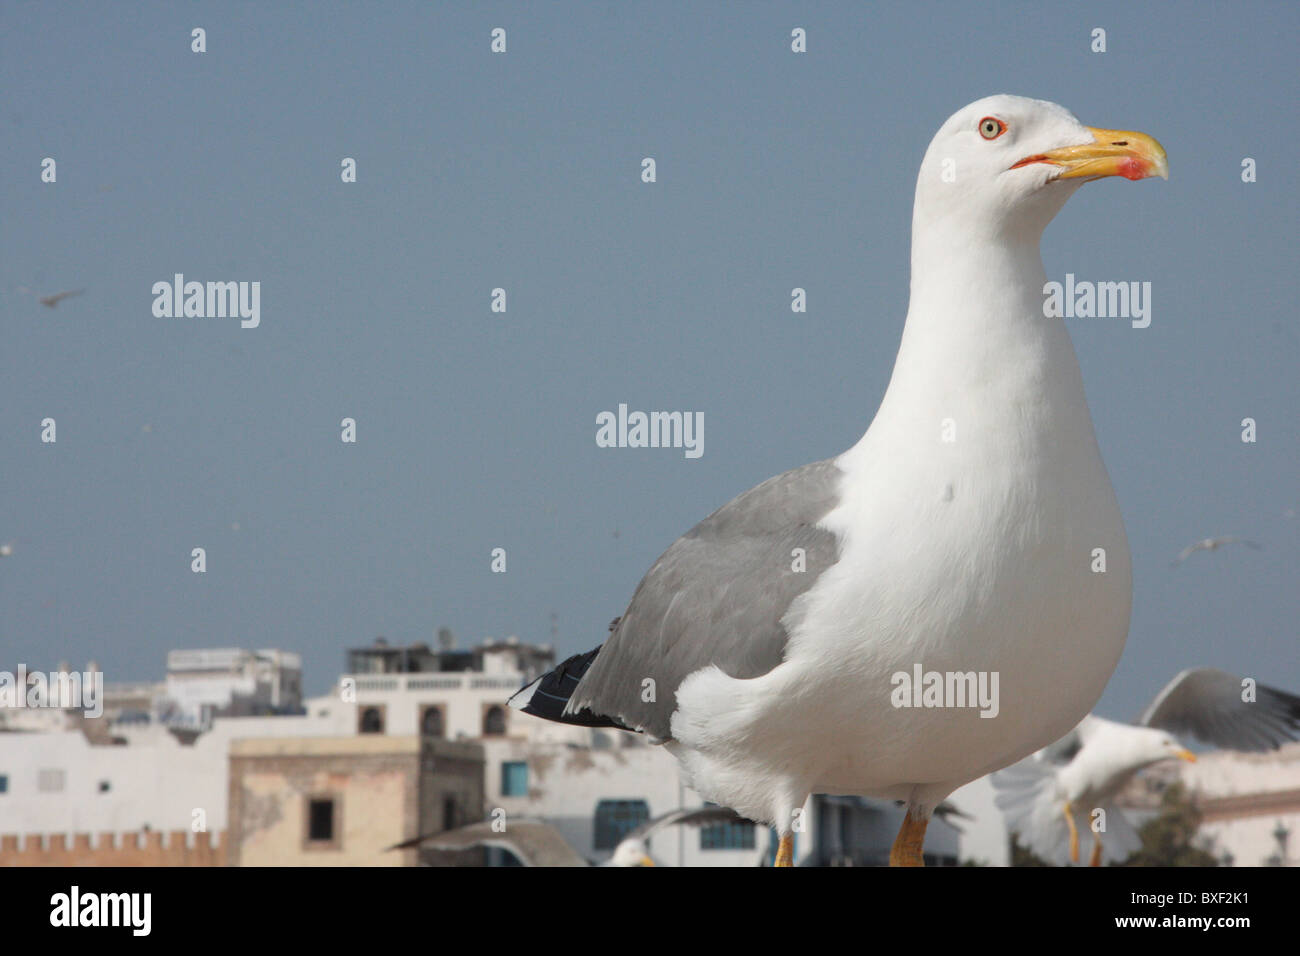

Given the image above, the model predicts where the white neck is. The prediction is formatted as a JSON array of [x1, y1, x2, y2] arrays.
[[847, 212, 1095, 458]]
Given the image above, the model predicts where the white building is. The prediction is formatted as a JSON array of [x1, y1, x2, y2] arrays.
[[1136, 742, 1300, 866], [162, 648, 303, 727], [0, 700, 352, 838], [0, 634, 963, 865]]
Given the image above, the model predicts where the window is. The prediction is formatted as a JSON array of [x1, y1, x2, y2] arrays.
[[358, 706, 384, 734], [593, 799, 649, 850], [482, 705, 507, 736], [37, 769, 65, 793], [0, 775, 7, 794], [420, 705, 445, 738], [501, 761, 528, 797], [443, 796, 459, 831], [301, 792, 341, 852], [98, 780, 111, 793], [701, 811, 756, 850], [308, 801, 338, 842]]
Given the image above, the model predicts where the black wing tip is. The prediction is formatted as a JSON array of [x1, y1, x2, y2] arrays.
[[515, 644, 634, 731]]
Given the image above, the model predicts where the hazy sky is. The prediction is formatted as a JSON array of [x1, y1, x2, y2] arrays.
[[2, 1, 1296, 722]]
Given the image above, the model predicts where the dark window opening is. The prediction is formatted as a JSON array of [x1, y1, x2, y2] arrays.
[[308, 799, 335, 841], [359, 706, 384, 734], [482, 705, 507, 736], [421, 706, 444, 738]]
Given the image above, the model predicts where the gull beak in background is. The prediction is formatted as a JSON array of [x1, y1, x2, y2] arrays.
[[639, 855, 656, 867], [1175, 748, 1198, 763], [1013, 126, 1169, 182]]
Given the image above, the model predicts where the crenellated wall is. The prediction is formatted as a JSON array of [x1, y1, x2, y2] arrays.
[[0, 830, 225, 866]]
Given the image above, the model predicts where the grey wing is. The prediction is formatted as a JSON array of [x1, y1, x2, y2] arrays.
[[628, 805, 745, 841], [568, 458, 844, 740], [386, 819, 588, 867], [1137, 668, 1300, 751]]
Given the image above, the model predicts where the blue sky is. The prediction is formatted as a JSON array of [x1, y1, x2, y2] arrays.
[[2, 1, 1296, 722]]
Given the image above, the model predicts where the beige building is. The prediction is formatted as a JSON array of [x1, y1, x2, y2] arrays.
[[1124, 741, 1300, 866], [227, 735, 483, 866]]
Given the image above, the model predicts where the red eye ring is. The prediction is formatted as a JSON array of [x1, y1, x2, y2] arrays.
[[978, 116, 1007, 140]]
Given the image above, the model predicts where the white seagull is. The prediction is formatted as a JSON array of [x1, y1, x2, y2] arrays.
[[1170, 535, 1262, 567], [512, 95, 1168, 866], [992, 667, 1300, 865], [386, 806, 748, 867]]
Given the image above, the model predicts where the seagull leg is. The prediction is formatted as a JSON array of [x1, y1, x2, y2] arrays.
[[1089, 833, 1103, 868], [1063, 802, 1080, 863], [775, 833, 795, 868], [889, 809, 929, 867]]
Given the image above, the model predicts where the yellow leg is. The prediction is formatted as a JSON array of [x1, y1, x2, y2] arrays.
[[1089, 834, 1103, 867], [1063, 802, 1080, 864], [775, 833, 794, 868], [889, 809, 928, 867]]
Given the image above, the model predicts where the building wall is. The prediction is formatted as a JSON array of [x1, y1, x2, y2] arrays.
[[1174, 742, 1300, 866], [0, 830, 225, 866], [227, 736, 484, 866], [481, 733, 768, 866], [945, 775, 1008, 866], [0, 697, 355, 837], [348, 672, 525, 740]]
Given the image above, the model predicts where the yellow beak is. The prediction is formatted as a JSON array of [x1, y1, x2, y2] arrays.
[[1013, 126, 1169, 182], [640, 855, 656, 867], [1175, 748, 1198, 763]]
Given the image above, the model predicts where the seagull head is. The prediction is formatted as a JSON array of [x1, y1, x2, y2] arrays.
[[914, 95, 1168, 240], [609, 836, 655, 867], [1123, 727, 1199, 770]]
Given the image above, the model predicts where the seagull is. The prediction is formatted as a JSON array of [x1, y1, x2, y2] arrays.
[[992, 668, 1300, 866], [1170, 535, 1262, 567], [386, 806, 748, 866], [19, 286, 85, 308], [512, 95, 1167, 866], [605, 805, 749, 866]]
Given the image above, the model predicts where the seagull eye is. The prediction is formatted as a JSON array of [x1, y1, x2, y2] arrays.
[[979, 117, 1007, 140]]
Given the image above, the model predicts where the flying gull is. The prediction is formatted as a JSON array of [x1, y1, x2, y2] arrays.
[[1170, 535, 1262, 567], [513, 95, 1168, 866], [993, 668, 1300, 865], [386, 806, 747, 866], [19, 286, 85, 308]]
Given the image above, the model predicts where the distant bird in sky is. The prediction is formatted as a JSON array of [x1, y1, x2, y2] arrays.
[[0, 543, 13, 558], [993, 668, 1300, 865], [387, 805, 747, 866], [18, 286, 86, 308], [511, 95, 1168, 867], [1170, 535, 1262, 567]]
